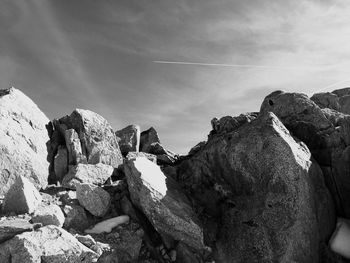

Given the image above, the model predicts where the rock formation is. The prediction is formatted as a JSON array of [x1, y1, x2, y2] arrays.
[[1, 87, 350, 262]]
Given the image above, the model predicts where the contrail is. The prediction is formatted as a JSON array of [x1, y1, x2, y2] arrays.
[[153, 60, 325, 71], [314, 78, 350, 94]]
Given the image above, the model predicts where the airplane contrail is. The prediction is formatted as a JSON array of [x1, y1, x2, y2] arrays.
[[313, 78, 350, 94], [153, 60, 326, 71]]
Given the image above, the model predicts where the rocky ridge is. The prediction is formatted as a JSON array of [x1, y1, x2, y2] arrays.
[[0, 86, 349, 262]]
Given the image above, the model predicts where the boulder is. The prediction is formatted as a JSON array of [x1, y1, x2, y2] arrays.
[[65, 128, 87, 165], [53, 145, 68, 182], [140, 127, 160, 152], [62, 109, 123, 167], [76, 183, 111, 217], [62, 204, 90, 231], [177, 112, 335, 262], [0, 87, 50, 195], [115, 124, 141, 156], [62, 163, 114, 189], [31, 204, 65, 227], [260, 90, 350, 217], [124, 157, 204, 250], [0, 218, 41, 243], [0, 225, 98, 262], [2, 175, 42, 214]]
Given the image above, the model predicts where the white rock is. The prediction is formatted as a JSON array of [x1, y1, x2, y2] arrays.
[[329, 218, 350, 259], [85, 215, 129, 234]]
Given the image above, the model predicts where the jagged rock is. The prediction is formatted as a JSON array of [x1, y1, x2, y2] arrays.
[[61, 109, 123, 167], [126, 151, 157, 163], [260, 90, 350, 217], [2, 175, 42, 214], [147, 142, 178, 165], [77, 183, 111, 217], [188, 141, 206, 156], [124, 156, 204, 250], [53, 145, 68, 182], [65, 128, 87, 165], [209, 112, 258, 137], [0, 87, 50, 195], [140, 127, 160, 152], [62, 163, 114, 189], [31, 204, 65, 227], [177, 112, 335, 262], [0, 225, 98, 262], [62, 204, 90, 231], [0, 218, 41, 243], [115, 124, 141, 156]]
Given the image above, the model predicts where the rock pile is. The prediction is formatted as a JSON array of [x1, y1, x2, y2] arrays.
[[0, 86, 350, 262]]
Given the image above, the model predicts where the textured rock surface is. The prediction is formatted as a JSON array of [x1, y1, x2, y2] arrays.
[[65, 128, 86, 165], [62, 163, 114, 189], [124, 156, 204, 250], [0, 225, 98, 262], [77, 183, 111, 217], [260, 90, 350, 217], [2, 175, 42, 214], [53, 145, 68, 182], [178, 112, 335, 262], [0, 218, 40, 243], [32, 204, 65, 227], [65, 109, 123, 167], [116, 124, 141, 156], [0, 87, 50, 195], [62, 204, 90, 231], [140, 127, 160, 152]]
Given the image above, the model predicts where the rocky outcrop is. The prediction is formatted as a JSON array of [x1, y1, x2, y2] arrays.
[[77, 183, 111, 217], [62, 163, 114, 189], [2, 175, 42, 214], [260, 90, 350, 218], [116, 124, 141, 156], [0, 87, 50, 195], [312, 88, 350, 114], [0, 225, 99, 262], [177, 112, 335, 262], [124, 156, 204, 251]]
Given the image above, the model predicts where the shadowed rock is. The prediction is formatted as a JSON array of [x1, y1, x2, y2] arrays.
[[116, 124, 141, 156], [178, 112, 335, 262]]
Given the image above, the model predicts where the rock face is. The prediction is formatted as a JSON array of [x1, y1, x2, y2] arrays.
[[177, 112, 335, 262], [115, 124, 141, 156], [77, 183, 111, 217], [124, 156, 204, 250], [140, 127, 160, 153], [65, 128, 86, 165], [62, 163, 114, 189], [0, 87, 50, 195], [0, 225, 98, 263], [2, 175, 42, 214], [261, 90, 350, 217]]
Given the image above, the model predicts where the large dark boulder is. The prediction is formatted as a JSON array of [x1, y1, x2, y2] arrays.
[[261, 90, 350, 217], [177, 112, 335, 262]]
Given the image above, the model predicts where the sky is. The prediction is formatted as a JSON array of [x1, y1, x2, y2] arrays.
[[1, 0, 350, 154]]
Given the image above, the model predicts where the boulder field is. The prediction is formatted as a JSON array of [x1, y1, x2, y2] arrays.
[[0, 86, 350, 262]]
